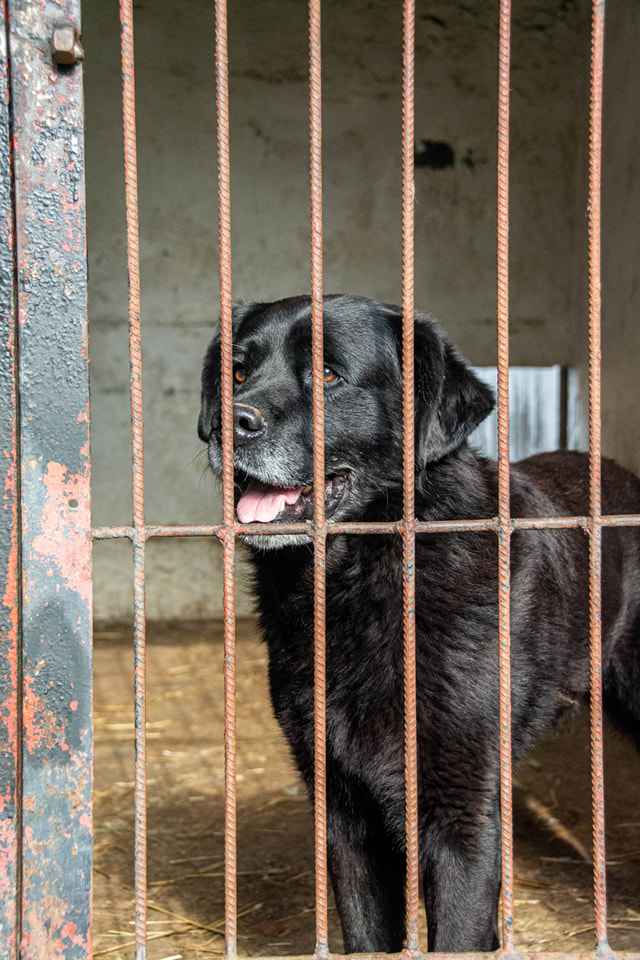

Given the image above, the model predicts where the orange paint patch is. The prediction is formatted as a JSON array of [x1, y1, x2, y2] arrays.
[[22, 675, 69, 755], [1, 458, 18, 758], [32, 461, 91, 607], [60, 921, 84, 946], [21, 894, 87, 960], [0, 819, 16, 898]]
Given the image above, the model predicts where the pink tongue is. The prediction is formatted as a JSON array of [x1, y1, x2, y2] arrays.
[[237, 485, 303, 524]]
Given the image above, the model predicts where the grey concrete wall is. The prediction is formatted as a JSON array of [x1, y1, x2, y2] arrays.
[[601, 1, 640, 476], [85, 0, 635, 622]]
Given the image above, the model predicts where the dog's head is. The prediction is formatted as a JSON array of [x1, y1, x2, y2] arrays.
[[198, 295, 494, 549]]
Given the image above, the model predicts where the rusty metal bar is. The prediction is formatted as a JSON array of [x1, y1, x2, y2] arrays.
[[93, 525, 138, 540], [496, 0, 516, 953], [214, 1, 238, 957], [586, 2, 610, 955], [401, 0, 420, 953], [222, 953, 638, 960], [0, 3, 18, 952], [118, 2, 148, 956], [92, 513, 640, 542], [308, 1, 329, 955], [8, 0, 93, 954]]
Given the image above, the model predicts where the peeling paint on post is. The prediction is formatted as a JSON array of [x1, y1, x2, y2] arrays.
[[0, 1, 19, 955], [7, 0, 92, 956]]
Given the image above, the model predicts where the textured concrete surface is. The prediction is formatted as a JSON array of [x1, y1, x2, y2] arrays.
[[84, 0, 637, 620], [600, 1, 640, 480]]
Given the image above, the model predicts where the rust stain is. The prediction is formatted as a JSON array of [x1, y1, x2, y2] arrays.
[[77, 402, 91, 459], [19, 747, 92, 954], [0, 819, 14, 895], [0, 821, 16, 957], [0, 458, 18, 755], [21, 892, 88, 960], [22, 675, 69, 755], [7, 0, 92, 951], [32, 461, 91, 607], [66, 756, 91, 818]]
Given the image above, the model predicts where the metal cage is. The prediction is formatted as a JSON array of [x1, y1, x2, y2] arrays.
[[1, 0, 637, 957]]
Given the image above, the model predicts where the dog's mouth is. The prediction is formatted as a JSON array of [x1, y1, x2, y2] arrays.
[[236, 471, 350, 524]]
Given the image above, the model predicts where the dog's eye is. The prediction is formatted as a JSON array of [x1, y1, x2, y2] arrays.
[[322, 366, 339, 384], [234, 365, 247, 385]]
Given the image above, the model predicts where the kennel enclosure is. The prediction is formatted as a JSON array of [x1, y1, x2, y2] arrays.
[[1, 0, 640, 958]]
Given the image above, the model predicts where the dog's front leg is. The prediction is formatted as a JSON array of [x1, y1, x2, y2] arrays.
[[423, 799, 501, 952], [327, 773, 406, 953]]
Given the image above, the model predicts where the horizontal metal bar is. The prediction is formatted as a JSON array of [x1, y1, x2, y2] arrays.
[[92, 513, 640, 542], [590, 513, 640, 527], [224, 953, 639, 960], [93, 525, 136, 539], [513, 514, 640, 530]]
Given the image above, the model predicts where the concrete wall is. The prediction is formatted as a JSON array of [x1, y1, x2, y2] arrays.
[[84, 0, 636, 622], [601, 1, 640, 476]]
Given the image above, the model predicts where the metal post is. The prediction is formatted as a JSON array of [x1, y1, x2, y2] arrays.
[[0, 2, 19, 953], [7, 1, 92, 955]]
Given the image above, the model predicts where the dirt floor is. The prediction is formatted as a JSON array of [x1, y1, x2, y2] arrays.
[[93, 620, 640, 959]]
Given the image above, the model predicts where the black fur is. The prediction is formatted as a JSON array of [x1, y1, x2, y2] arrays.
[[199, 295, 640, 952]]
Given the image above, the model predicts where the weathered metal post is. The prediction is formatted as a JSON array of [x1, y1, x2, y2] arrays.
[[1, 2, 92, 956], [0, 2, 19, 953]]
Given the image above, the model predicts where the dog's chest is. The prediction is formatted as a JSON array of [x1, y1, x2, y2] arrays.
[[261, 566, 407, 799]]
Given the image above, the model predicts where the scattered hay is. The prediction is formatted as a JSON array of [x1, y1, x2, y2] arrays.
[[93, 620, 640, 957]]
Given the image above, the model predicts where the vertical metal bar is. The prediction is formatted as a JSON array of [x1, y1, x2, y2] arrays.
[[118, 3, 148, 956], [496, 1, 516, 952], [401, 0, 419, 952], [308, 1, 328, 955], [8, 1, 93, 955], [214, 2, 238, 957], [0, 2, 18, 953], [586, 3, 610, 956]]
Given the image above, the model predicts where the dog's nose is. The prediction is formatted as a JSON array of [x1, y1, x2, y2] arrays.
[[234, 403, 266, 445]]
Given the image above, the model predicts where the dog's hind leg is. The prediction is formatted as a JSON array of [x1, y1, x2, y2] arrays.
[[327, 772, 406, 953]]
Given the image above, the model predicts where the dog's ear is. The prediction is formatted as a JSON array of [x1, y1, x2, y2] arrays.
[[414, 315, 495, 466], [197, 302, 267, 442], [198, 334, 218, 442]]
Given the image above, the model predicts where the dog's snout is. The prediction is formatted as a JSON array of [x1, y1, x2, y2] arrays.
[[234, 403, 266, 445]]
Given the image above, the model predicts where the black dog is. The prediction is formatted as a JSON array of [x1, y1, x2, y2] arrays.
[[199, 295, 640, 953]]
